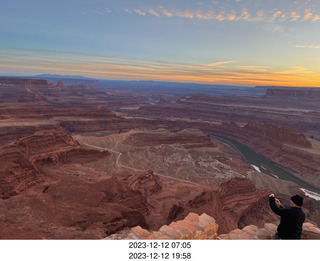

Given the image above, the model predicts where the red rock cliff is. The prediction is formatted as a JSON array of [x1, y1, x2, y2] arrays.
[[244, 122, 312, 148]]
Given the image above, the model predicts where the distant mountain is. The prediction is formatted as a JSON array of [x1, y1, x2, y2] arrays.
[[33, 74, 97, 80], [6, 74, 266, 96]]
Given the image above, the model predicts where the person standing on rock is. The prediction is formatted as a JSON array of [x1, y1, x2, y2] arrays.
[[269, 194, 305, 239]]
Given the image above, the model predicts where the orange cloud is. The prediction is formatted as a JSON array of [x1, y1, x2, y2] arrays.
[[216, 11, 225, 21], [148, 9, 160, 17], [1, 48, 320, 87], [270, 10, 282, 21], [312, 14, 320, 21], [134, 9, 146, 16], [175, 10, 194, 19], [241, 8, 250, 21], [195, 10, 215, 20], [157, 6, 173, 17], [303, 9, 313, 21], [227, 10, 237, 21], [124, 5, 320, 24], [290, 11, 300, 21]]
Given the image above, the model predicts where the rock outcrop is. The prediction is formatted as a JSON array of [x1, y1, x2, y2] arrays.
[[124, 170, 162, 197], [218, 222, 320, 240], [185, 177, 278, 233], [106, 213, 219, 240], [106, 213, 320, 240]]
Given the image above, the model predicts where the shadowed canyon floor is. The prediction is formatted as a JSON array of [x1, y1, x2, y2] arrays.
[[0, 77, 319, 238]]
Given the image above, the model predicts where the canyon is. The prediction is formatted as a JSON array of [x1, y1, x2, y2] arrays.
[[0, 77, 319, 239]]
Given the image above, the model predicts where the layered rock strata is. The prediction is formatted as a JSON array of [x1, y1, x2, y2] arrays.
[[0, 129, 110, 200]]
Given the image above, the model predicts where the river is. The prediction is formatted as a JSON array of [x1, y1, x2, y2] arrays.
[[209, 134, 320, 199]]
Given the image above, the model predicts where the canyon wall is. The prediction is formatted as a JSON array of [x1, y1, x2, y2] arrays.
[[0, 77, 102, 102], [266, 88, 320, 100]]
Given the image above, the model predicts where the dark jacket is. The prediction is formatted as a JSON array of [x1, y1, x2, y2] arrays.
[[269, 196, 305, 239]]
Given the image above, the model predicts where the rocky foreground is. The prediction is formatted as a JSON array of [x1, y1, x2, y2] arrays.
[[106, 212, 320, 240]]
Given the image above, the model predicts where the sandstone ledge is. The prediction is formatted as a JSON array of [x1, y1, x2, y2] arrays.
[[218, 222, 320, 240], [106, 213, 320, 240], [105, 213, 219, 240]]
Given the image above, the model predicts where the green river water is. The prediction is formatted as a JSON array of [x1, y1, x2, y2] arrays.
[[210, 134, 320, 196]]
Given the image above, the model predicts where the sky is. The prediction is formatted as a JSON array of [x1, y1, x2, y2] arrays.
[[1, 0, 320, 87]]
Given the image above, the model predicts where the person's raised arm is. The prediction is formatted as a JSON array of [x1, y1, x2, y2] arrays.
[[269, 194, 284, 216]]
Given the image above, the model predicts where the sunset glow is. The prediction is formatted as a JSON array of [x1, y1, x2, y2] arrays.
[[1, 0, 320, 87]]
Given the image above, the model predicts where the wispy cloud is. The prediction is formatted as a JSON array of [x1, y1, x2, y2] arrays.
[[90, 10, 104, 16], [1, 47, 320, 87], [121, 3, 320, 24], [270, 10, 282, 21], [134, 9, 146, 16], [175, 10, 195, 19], [124, 8, 132, 15], [203, 61, 236, 67], [157, 6, 173, 17], [148, 8, 160, 17], [195, 10, 215, 20], [275, 67, 313, 75], [295, 45, 320, 49]]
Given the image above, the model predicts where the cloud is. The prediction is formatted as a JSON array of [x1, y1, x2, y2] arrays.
[[312, 15, 320, 21], [90, 10, 104, 16], [134, 9, 146, 16], [236, 65, 270, 72], [227, 10, 237, 21], [203, 61, 236, 67], [157, 6, 173, 17], [257, 10, 264, 18], [275, 67, 313, 75], [270, 10, 282, 21], [175, 10, 194, 19], [195, 10, 215, 20], [302, 9, 313, 21], [2, 47, 320, 87], [240, 8, 250, 21], [124, 3, 320, 24], [295, 45, 320, 49], [148, 9, 160, 17], [290, 11, 300, 21], [216, 11, 225, 21], [124, 8, 132, 15], [272, 25, 284, 33]]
